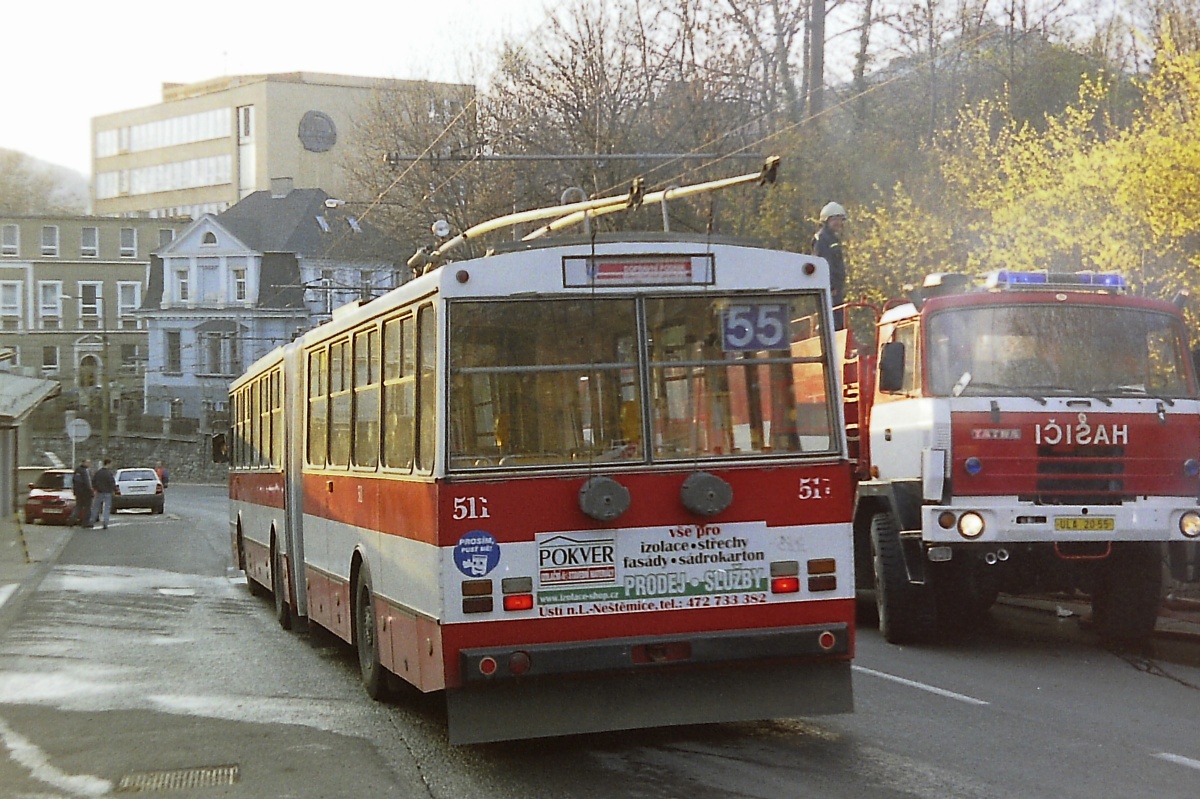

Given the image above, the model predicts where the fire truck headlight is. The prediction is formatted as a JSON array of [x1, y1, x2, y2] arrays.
[[1180, 511, 1200, 538], [958, 512, 985, 539], [964, 457, 983, 476], [1184, 459, 1200, 478]]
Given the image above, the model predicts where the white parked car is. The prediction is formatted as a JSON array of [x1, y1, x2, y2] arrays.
[[113, 468, 165, 513]]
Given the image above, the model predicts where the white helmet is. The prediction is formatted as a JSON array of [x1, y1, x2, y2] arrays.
[[820, 201, 847, 222]]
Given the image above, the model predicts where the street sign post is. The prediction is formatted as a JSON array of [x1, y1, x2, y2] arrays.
[[66, 418, 91, 468]]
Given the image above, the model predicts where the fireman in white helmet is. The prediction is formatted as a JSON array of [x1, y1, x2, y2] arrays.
[[812, 201, 848, 327]]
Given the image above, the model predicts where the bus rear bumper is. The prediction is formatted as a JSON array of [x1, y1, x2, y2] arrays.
[[446, 624, 853, 744]]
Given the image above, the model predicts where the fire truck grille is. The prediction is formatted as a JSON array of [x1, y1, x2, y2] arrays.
[[1024, 445, 1128, 505]]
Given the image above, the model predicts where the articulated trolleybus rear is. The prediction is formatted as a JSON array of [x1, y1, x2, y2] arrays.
[[852, 270, 1200, 646], [227, 165, 855, 744]]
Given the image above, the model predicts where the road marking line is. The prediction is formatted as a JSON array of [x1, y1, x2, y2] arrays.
[[852, 665, 990, 706], [0, 715, 112, 797], [0, 584, 18, 611], [1155, 752, 1200, 771]]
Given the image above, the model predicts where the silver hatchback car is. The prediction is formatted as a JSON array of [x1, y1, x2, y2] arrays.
[[113, 468, 165, 513]]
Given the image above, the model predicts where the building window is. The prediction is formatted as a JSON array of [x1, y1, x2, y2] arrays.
[[197, 257, 220, 302], [118, 282, 141, 329], [42, 346, 59, 374], [232, 269, 247, 301], [78, 354, 101, 388], [1, 224, 18, 256], [201, 231, 217, 245], [119, 344, 142, 375], [238, 105, 254, 141], [38, 281, 62, 330], [320, 269, 335, 314], [78, 282, 102, 329], [176, 270, 189, 302], [158, 228, 175, 248], [0, 281, 21, 330], [41, 226, 59, 257], [119, 228, 137, 258], [81, 227, 99, 258], [165, 331, 182, 373]]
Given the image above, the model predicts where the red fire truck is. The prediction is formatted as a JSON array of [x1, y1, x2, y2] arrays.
[[846, 270, 1200, 645]]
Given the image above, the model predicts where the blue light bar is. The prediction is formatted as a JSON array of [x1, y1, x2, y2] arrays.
[[985, 270, 1127, 291]]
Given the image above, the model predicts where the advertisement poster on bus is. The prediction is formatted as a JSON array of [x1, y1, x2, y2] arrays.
[[531, 521, 818, 617]]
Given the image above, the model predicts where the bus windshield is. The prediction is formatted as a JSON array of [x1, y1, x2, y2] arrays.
[[925, 304, 1196, 398], [448, 293, 837, 470]]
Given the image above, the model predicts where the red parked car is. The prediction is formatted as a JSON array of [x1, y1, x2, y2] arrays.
[[24, 469, 76, 525]]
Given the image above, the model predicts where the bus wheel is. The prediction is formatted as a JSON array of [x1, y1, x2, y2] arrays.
[[354, 565, 389, 700], [271, 543, 293, 631], [871, 512, 936, 644], [1092, 543, 1161, 647]]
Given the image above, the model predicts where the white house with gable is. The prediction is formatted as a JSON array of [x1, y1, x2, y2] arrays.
[[141, 181, 406, 419]]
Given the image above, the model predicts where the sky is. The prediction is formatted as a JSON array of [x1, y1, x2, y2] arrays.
[[2, 0, 547, 177]]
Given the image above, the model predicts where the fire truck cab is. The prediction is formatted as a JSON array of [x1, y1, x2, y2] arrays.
[[849, 270, 1200, 645]]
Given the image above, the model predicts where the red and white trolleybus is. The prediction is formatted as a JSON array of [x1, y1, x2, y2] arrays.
[[222, 167, 856, 743]]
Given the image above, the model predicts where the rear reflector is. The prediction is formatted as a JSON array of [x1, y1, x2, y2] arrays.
[[461, 579, 493, 597], [806, 558, 836, 575], [462, 596, 494, 614], [503, 594, 533, 611], [818, 631, 837, 651], [771, 576, 800, 594], [807, 575, 837, 592], [478, 656, 498, 676]]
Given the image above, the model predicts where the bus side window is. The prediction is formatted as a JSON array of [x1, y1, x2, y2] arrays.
[[416, 305, 437, 473], [382, 315, 416, 471], [307, 348, 328, 466]]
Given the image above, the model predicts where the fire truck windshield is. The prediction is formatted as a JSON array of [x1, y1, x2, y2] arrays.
[[925, 303, 1196, 399]]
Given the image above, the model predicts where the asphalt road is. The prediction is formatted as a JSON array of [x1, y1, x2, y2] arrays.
[[0, 484, 1197, 798]]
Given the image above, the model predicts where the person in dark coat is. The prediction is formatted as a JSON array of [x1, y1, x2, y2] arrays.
[[812, 201, 848, 327], [70, 458, 94, 528], [91, 458, 117, 529]]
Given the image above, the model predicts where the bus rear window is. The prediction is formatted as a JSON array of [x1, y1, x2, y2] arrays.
[[447, 293, 837, 471]]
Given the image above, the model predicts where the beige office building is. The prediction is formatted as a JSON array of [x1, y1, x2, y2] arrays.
[[92, 72, 471, 218]]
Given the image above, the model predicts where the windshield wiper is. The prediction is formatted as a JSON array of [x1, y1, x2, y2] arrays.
[[953, 379, 1048, 405], [1015, 384, 1113, 406], [1087, 385, 1176, 406]]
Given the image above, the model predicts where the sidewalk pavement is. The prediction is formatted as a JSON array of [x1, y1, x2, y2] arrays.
[[0, 513, 73, 619]]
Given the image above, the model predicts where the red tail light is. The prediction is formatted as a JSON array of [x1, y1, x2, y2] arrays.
[[156, 484, 163, 495], [503, 594, 533, 611], [771, 576, 800, 593]]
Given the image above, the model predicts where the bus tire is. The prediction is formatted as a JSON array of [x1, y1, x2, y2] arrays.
[[271, 541, 293, 631], [871, 512, 936, 644], [1092, 543, 1161, 647], [354, 565, 389, 700]]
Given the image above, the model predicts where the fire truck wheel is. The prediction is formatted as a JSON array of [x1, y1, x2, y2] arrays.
[[871, 512, 937, 644], [271, 542, 293, 631], [1092, 543, 1162, 647], [354, 565, 390, 700]]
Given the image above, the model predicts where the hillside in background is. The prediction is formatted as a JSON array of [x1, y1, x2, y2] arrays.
[[0, 148, 88, 215]]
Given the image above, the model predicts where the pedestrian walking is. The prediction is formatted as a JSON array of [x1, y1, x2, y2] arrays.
[[812, 201, 848, 328], [155, 461, 170, 490], [91, 458, 116, 529], [70, 458, 94, 528]]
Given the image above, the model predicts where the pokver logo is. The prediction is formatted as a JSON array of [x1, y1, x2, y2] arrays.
[[1034, 413, 1129, 447], [538, 535, 617, 587]]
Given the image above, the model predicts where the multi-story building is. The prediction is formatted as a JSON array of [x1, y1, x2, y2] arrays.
[[141, 181, 406, 419], [0, 216, 190, 409], [92, 72, 473, 219]]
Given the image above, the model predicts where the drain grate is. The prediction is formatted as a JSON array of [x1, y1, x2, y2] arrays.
[[116, 764, 239, 793]]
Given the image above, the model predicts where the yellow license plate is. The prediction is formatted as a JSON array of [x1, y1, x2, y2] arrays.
[[1054, 517, 1115, 531]]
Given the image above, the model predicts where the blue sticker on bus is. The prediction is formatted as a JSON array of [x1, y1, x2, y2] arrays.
[[455, 530, 500, 577]]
